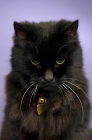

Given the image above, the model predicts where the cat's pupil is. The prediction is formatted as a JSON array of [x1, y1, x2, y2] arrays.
[[31, 60, 40, 65], [56, 59, 65, 65], [57, 60, 63, 63]]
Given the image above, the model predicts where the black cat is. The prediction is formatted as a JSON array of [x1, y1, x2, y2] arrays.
[[0, 19, 90, 140]]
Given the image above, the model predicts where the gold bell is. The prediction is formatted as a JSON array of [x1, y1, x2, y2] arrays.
[[37, 97, 46, 115]]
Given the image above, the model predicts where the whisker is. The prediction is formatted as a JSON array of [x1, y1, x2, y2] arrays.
[[62, 86, 66, 93], [61, 85, 67, 96], [65, 81, 89, 99], [16, 82, 34, 97], [20, 83, 34, 118], [29, 87, 35, 109], [29, 85, 38, 109], [33, 85, 38, 100], [63, 78, 86, 84], [62, 84, 74, 101], [63, 83, 84, 124]]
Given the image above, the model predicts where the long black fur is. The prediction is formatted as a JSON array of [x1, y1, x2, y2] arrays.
[[0, 19, 90, 140]]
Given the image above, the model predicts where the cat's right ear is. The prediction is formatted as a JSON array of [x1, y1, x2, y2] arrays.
[[63, 20, 78, 40], [13, 22, 27, 37]]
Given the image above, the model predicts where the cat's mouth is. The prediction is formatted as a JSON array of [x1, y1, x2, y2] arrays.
[[35, 82, 56, 97], [36, 87, 54, 97]]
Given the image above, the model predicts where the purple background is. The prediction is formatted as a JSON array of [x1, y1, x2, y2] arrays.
[[0, 0, 92, 132]]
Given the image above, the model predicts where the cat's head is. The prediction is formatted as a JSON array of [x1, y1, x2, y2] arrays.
[[11, 19, 82, 96]]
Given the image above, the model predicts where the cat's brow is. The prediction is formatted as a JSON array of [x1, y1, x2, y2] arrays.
[[57, 40, 77, 53], [57, 45, 68, 53]]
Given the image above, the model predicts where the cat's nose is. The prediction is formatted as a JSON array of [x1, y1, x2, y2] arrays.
[[44, 77, 53, 83], [44, 70, 53, 83]]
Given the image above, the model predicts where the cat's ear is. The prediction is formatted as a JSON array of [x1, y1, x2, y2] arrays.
[[13, 22, 27, 37], [64, 20, 78, 39]]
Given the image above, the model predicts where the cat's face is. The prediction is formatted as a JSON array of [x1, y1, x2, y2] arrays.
[[12, 19, 82, 96]]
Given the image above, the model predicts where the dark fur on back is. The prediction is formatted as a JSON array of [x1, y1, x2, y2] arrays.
[[0, 19, 90, 140]]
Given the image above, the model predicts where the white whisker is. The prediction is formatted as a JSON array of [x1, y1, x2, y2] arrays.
[[63, 78, 86, 84], [33, 85, 38, 100], [20, 83, 34, 118], [63, 83, 84, 124], [62, 84, 74, 101], [65, 81, 89, 99], [29, 85, 38, 109], [16, 82, 34, 97], [61, 85, 67, 96]]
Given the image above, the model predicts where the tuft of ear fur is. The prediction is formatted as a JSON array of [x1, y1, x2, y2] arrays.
[[64, 20, 78, 39], [13, 22, 27, 37]]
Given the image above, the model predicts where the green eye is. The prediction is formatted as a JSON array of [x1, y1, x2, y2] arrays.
[[31, 60, 40, 66], [56, 59, 65, 65]]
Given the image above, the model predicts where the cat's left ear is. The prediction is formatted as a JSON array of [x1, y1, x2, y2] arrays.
[[64, 20, 78, 38], [13, 22, 27, 37]]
